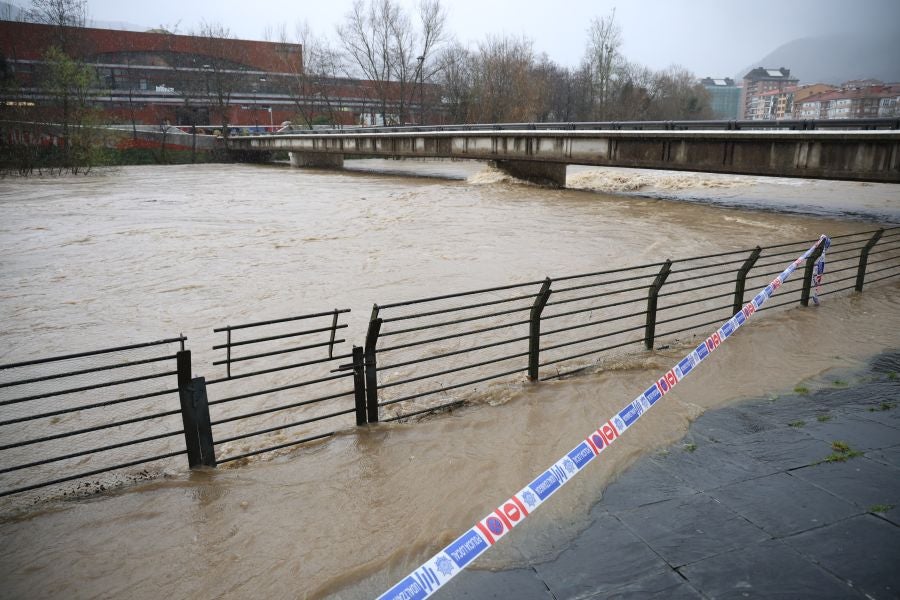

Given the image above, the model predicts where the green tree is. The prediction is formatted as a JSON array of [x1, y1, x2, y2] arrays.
[[40, 46, 104, 172]]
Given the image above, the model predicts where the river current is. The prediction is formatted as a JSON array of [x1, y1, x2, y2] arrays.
[[0, 161, 898, 598]]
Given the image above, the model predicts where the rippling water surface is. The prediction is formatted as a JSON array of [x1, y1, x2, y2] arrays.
[[0, 160, 898, 599]]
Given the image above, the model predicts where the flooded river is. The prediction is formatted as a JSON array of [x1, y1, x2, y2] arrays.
[[0, 161, 898, 599]]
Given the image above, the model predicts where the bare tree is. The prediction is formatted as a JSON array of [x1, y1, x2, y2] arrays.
[[435, 41, 472, 123], [195, 22, 238, 136], [467, 35, 538, 123], [530, 54, 577, 122], [272, 21, 346, 128], [26, 0, 87, 56], [159, 25, 205, 159], [339, 0, 446, 125], [583, 9, 623, 120], [408, 0, 447, 124]]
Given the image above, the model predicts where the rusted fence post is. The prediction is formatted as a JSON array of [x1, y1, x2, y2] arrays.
[[733, 246, 762, 315], [644, 260, 672, 350], [527, 278, 552, 381], [855, 229, 884, 292], [800, 242, 826, 307]]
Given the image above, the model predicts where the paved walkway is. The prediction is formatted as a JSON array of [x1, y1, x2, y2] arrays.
[[437, 353, 900, 599]]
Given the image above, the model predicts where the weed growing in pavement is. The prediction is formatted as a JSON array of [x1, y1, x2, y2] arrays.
[[824, 440, 863, 463], [868, 402, 896, 412]]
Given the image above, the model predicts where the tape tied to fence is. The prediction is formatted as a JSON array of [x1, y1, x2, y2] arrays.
[[377, 235, 830, 600]]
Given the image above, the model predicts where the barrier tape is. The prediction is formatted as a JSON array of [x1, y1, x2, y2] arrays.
[[811, 237, 831, 306], [377, 235, 830, 600]]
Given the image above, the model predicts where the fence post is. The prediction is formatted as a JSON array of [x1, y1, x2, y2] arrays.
[[527, 278, 553, 381], [644, 260, 672, 350], [351, 346, 367, 426], [800, 242, 826, 307], [733, 246, 762, 315], [176, 350, 216, 468], [191, 377, 217, 467], [855, 229, 884, 292], [177, 350, 202, 468], [364, 305, 382, 424]]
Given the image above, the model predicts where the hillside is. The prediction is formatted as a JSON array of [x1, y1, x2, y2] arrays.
[[737, 32, 900, 84]]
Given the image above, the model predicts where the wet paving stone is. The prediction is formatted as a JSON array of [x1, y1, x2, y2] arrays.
[[800, 414, 900, 451], [531, 512, 670, 600], [584, 568, 703, 600], [646, 441, 777, 491], [595, 458, 697, 513], [440, 567, 553, 599], [716, 426, 834, 471], [615, 493, 769, 568], [679, 538, 864, 599], [708, 472, 861, 537], [791, 456, 900, 509], [784, 514, 900, 600]]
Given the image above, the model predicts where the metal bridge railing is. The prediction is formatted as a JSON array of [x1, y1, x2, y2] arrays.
[[267, 118, 900, 136]]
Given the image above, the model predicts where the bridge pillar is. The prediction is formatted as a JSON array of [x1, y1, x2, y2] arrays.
[[492, 160, 567, 187], [289, 152, 345, 169]]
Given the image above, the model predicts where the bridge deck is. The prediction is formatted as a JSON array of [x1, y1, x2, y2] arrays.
[[228, 128, 900, 184]]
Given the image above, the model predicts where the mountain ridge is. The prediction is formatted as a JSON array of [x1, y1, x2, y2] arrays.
[[735, 32, 900, 85]]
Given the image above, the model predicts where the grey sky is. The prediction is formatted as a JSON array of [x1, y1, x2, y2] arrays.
[[48, 0, 900, 76]]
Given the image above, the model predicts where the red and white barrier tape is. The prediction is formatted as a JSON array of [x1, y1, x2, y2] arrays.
[[377, 235, 830, 600]]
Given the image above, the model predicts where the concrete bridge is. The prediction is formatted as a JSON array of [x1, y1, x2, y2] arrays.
[[227, 124, 900, 185]]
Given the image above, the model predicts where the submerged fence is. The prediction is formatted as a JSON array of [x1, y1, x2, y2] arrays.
[[1, 227, 898, 498]]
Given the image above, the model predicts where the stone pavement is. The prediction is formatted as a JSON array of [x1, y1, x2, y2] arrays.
[[438, 353, 900, 600]]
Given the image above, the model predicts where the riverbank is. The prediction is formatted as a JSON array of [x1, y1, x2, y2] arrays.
[[355, 352, 900, 599]]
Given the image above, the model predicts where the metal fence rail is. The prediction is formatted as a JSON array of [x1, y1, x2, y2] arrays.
[[204, 309, 363, 464], [0, 337, 187, 498], [367, 281, 547, 421], [2, 228, 898, 498], [363, 227, 900, 420]]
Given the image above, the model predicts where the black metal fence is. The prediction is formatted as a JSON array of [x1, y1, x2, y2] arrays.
[[2, 227, 898, 498], [362, 228, 900, 419], [0, 337, 187, 498], [202, 309, 364, 465]]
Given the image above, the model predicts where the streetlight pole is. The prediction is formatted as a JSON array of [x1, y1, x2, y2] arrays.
[[257, 76, 266, 132], [417, 55, 424, 125]]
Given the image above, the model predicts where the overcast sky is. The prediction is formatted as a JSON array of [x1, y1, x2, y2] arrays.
[[29, 0, 900, 76]]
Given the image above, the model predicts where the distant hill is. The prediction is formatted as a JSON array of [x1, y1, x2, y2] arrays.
[[736, 32, 900, 85]]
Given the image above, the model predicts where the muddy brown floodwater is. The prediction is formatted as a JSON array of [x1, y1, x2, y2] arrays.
[[0, 161, 898, 599]]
